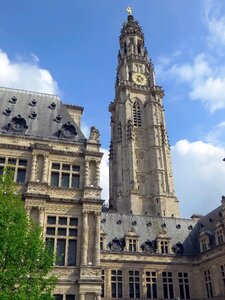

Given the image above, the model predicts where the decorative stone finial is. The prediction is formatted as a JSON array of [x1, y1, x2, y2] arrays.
[[89, 126, 100, 143]]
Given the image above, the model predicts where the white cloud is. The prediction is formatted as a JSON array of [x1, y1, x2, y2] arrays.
[[166, 53, 225, 112], [100, 148, 109, 203], [205, 121, 225, 147], [204, 0, 225, 47], [171, 139, 225, 218], [0, 49, 59, 94]]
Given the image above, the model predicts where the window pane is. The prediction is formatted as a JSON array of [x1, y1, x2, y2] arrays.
[[56, 239, 66, 266], [66, 296, 75, 300], [69, 229, 78, 237], [16, 169, 26, 183], [118, 282, 123, 298], [46, 238, 54, 251], [135, 283, 140, 298], [51, 172, 59, 187], [70, 218, 78, 226], [0, 166, 4, 175], [129, 283, 134, 298], [59, 217, 67, 225], [72, 165, 80, 172], [61, 173, 69, 188], [0, 157, 5, 164], [47, 216, 56, 224], [112, 282, 116, 298], [8, 158, 16, 165], [58, 228, 67, 236], [19, 159, 27, 166], [46, 227, 55, 235], [52, 163, 60, 170], [62, 164, 70, 171], [153, 284, 157, 298], [68, 240, 77, 266], [72, 175, 80, 188], [54, 295, 63, 300]]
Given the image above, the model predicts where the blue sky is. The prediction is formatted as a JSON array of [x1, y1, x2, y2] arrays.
[[1, 0, 225, 217]]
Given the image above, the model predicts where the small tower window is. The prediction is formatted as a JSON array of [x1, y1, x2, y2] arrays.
[[133, 101, 142, 127]]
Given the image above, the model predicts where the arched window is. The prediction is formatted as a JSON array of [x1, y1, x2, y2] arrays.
[[133, 101, 142, 127]]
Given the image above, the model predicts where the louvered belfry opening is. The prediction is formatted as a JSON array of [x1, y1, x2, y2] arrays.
[[133, 101, 142, 127]]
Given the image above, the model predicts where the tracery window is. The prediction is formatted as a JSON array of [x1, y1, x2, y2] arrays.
[[133, 101, 142, 127]]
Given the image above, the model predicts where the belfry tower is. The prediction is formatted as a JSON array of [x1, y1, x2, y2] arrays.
[[109, 11, 180, 217]]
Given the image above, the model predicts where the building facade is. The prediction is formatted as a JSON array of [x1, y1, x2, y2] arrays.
[[0, 11, 225, 300]]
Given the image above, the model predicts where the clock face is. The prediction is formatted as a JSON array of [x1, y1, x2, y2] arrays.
[[132, 72, 147, 86]]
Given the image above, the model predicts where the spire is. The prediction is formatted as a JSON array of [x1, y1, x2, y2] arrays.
[[120, 9, 144, 41]]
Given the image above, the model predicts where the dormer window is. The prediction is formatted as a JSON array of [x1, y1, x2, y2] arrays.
[[156, 230, 171, 254], [129, 239, 137, 251], [199, 230, 213, 253], [215, 224, 224, 245], [125, 228, 139, 252], [160, 240, 169, 254], [100, 228, 107, 251], [201, 237, 208, 252]]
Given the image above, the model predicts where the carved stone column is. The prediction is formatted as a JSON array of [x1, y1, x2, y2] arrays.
[[79, 293, 85, 300], [95, 293, 101, 300], [38, 206, 45, 227], [31, 153, 37, 181], [84, 161, 89, 187], [94, 212, 101, 266], [42, 154, 48, 183], [96, 161, 100, 188], [81, 212, 88, 265]]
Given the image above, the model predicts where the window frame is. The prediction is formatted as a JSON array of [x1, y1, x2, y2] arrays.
[[0, 156, 27, 184], [45, 215, 78, 267], [111, 270, 123, 298], [50, 162, 80, 189], [146, 271, 157, 299]]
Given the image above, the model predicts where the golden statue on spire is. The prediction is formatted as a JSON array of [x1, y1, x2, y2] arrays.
[[126, 6, 133, 16]]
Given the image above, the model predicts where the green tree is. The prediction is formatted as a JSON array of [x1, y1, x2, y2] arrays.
[[0, 167, 56, 300]]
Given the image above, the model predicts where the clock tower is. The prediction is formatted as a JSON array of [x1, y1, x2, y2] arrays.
[[109, 11, 180, 217]]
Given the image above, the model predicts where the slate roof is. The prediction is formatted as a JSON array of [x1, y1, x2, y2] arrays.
[[0, 87, 86, 143], [101, 212, 200, 256]]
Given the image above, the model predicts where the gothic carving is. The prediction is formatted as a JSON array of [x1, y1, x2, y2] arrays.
[[117, 122, 122, 143], [83, 188, 101, 200], [80, 268, 101, 277], [127, 119, 133, 140]]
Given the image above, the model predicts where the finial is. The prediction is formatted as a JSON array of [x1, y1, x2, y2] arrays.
[[126, 5, 133, 16]]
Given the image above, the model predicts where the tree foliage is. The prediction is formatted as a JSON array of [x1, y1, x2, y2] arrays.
[[0, 167, 56, 300]]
